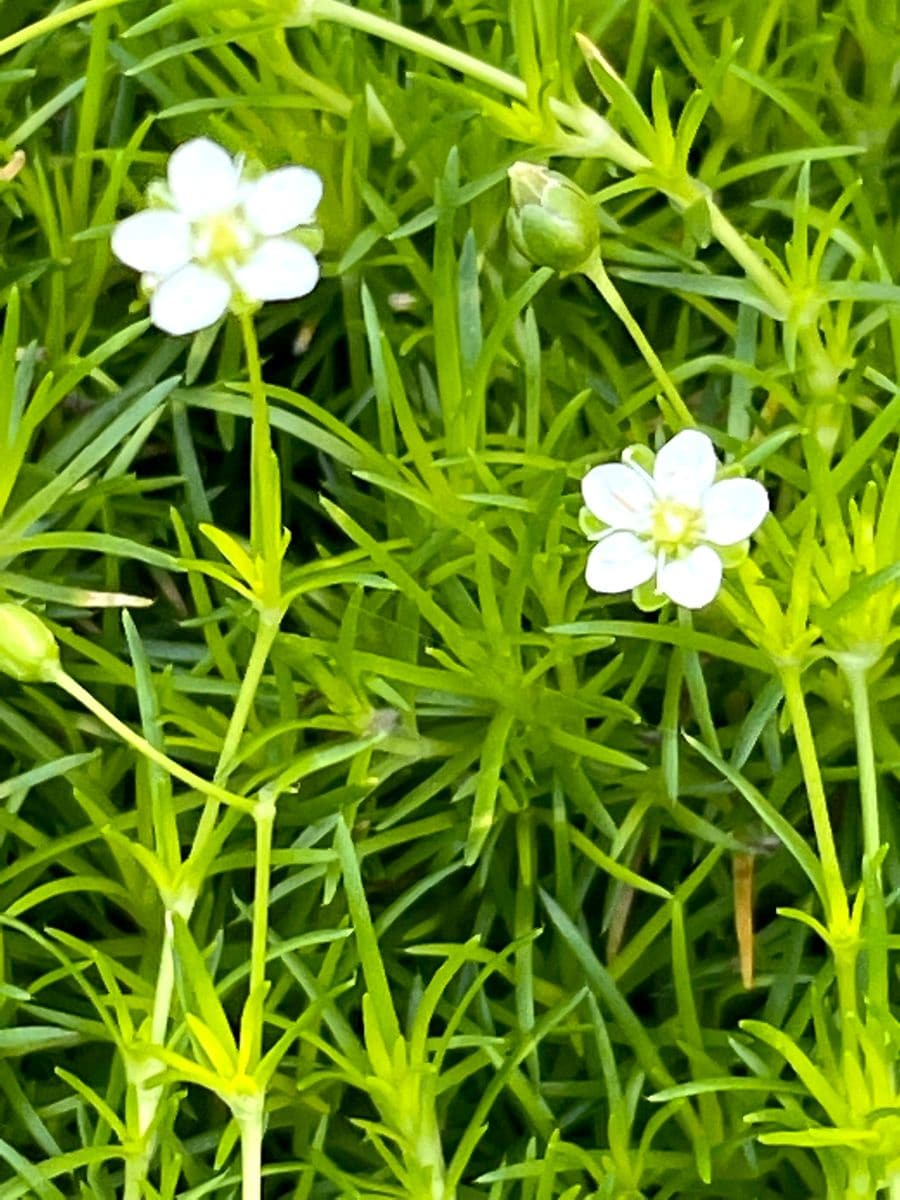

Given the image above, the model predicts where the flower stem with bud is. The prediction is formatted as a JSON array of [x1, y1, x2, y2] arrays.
[[51, 667, 250, 812], [0, 551, 282, 1198], [506, 162, 693, 427], [303, 1, 647, 170], [306, 1, 794, 316]]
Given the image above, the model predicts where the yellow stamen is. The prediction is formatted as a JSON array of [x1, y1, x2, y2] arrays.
[[650, 499, 703, 552], [196, 212, 254, 265]]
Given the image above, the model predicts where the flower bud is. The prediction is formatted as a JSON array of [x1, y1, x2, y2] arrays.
[[507, 162, 599, 273], [0, 604, 60, 682]]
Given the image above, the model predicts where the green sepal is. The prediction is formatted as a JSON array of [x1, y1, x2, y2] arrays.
[[718, 539, 749, 569], [579, 504, 605, 539], [623, 444, 656, 473], [294, 224, 324, 255], [633, 578, 668, 612]]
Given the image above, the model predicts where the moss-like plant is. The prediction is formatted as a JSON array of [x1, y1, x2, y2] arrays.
[[0, 2, 898, 1198]]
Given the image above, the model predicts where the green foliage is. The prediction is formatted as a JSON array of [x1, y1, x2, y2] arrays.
[[0, 1, 898, 1198]]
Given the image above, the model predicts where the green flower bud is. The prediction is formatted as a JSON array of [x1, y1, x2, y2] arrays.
[[507, 162, 599, 273], [0, 604, 60, 682]]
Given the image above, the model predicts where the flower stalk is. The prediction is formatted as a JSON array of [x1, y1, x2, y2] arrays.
[[780, 666, 848, 929], [582, 254, 694, 428], [50, 667, 250, 812]]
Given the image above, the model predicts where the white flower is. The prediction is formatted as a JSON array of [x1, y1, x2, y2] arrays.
[[111, 137, 323, 336], [581, 429, 769, 609]]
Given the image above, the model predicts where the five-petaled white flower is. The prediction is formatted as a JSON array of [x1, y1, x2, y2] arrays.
[[111, 137, 323, 336], [581, 429, 769, 609]]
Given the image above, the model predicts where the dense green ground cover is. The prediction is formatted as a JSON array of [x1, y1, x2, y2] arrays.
[[0, 1, 899, 1196]]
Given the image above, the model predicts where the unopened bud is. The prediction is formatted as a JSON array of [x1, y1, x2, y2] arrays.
[[0, 604, 60, 682], [507, 162, 599, 273]]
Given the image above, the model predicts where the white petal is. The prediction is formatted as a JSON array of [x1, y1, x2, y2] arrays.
[[232, 238, 320, 302], [167, 138, 240, 219], [111, 210, 192, 275], [581, 463, 654, 532], [149, 263, 231, 335], [585, 531, 656, 594], [657, 545, 723, 609], [242, 166, 323, 236], [653, 429, 718, 503], [701, 478, 769, 545]]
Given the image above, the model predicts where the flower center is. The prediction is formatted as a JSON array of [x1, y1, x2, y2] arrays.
[[650, 498, 703, 553], [194, 210, 254, 266]]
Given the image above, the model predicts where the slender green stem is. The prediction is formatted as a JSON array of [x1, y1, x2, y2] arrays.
[[312, 0, 527, 101], [705, 204, 791, 318], [189, 612, 278, 870], [0, 0, 123, 56], [57, 647, 255, 1192], [842, 664, 888, 1011], [842, 667, 880, 863], [583, 255, 694, 428], [149, 913, 176, 1062], [247, 793, 276, 1070], [123, 916, 176, 1200], [238, 1102, 264, 1200], [51, 668, 250, 812], [781, 667, 861, 1066], [228, 313, 283, 1199], [796, 325, 843, 458], [129, 914, 176, 1154], [217, 613, 281, 784], [780, 666, 848, 927], [239, 309, 281, 574], [308, 0, 648, 172], [223, 804, 277, 1197], [191, 316, 284, 862]]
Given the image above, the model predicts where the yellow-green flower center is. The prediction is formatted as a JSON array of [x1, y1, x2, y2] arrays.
[[195, 211, 254, 265], [650, 499, 703, 553]]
